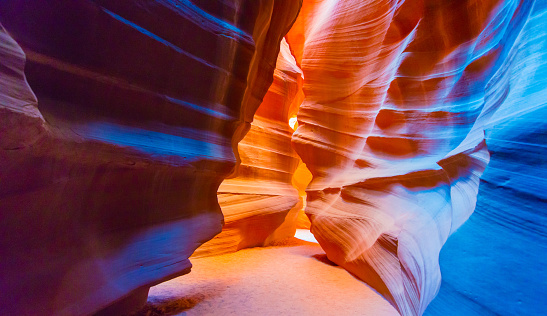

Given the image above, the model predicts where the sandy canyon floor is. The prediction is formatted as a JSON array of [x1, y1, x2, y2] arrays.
[[134, 235, 399, 315]]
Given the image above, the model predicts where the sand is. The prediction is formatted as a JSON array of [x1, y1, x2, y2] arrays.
[[134, 237, 399, 315]]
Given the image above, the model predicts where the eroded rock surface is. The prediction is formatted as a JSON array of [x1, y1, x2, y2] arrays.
[[0, 1, 301, 315], [288, 0, 538, 315]]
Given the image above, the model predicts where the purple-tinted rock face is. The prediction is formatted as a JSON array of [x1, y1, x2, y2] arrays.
[[0, 1, 301, 314]]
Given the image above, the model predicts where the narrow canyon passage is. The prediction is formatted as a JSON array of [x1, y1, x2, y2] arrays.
[[0, 1, 545, 316]]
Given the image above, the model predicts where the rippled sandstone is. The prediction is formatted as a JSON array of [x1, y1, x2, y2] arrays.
[[288, 0, 537, 315]]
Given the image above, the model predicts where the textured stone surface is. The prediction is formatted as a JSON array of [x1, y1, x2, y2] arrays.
[[288, 0, 541, 315], [0, 1, 301, 315]]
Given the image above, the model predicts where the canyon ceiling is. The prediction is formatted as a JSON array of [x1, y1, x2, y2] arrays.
[[0, 1, 545, 315]]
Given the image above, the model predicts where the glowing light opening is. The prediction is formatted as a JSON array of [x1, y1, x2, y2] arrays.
[[294, 229, 318, 243], [289, 116, 298, 130]]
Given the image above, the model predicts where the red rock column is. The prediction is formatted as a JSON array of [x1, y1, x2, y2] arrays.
[[195, 39, 305, 256]]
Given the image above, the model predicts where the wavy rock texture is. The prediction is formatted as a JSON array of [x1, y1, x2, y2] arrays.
[[0, 1, 301, 315], [194, 39, 304, 257], [288, 0, 538, 315]]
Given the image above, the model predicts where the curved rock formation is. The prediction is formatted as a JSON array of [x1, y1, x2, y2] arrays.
[[288, 0, 536, 315], [1, 0, 545, 315], [0, 1, 301, 315], [195, 38, 304, 257]]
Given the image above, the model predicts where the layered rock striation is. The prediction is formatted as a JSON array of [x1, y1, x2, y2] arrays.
[[0, 1, 301, 315], [288, 0, 537, 315]]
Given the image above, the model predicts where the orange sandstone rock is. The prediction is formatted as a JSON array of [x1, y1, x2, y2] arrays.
[[195, 39, 305, 256]]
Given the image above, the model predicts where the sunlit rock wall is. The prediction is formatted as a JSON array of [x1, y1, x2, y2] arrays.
[[288, 0, 542, 315], [194, 39, 304, 257], [0, 1, 301, 315]]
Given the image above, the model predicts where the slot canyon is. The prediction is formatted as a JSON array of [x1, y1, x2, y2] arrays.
[[0, 1, 545, 315]]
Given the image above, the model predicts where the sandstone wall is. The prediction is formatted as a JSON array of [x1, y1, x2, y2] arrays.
[[287, 0, 538, 315], [427, 1, 547, 314], [195, 38, 304, 257]]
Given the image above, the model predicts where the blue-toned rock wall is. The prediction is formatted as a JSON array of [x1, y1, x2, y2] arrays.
[[428, 1, 547, 314]]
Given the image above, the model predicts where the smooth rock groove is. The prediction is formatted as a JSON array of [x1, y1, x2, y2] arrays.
[[287, 0, 539, 315], [0, 1, 301, 315]]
